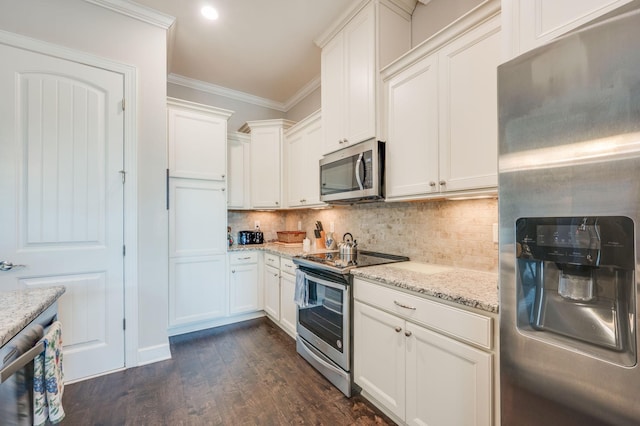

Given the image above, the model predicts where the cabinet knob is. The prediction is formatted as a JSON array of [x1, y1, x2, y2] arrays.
[[339, 139, 344, 144], [222, 174, 225, 178], [429, 181, 436, 187], [395, 327, 402, 333], [231, 270, 236, 273], [274, 272, 279, 277], [439, 180, 446, 186], [343, 138, 348, 144], [405, 330, 412, 337], [275, 201, 279, 205], [221, 188, 225, 191]]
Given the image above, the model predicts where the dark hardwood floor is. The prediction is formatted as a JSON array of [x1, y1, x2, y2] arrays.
[[61, 317, 394, 425]]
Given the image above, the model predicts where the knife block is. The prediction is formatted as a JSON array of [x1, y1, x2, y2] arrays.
[[316, 231, 326, 249]]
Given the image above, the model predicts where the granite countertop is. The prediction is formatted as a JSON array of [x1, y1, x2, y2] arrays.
[[228, 243, 308, 259], [350, 262, 499, 314], [0, 286, 66, 347]]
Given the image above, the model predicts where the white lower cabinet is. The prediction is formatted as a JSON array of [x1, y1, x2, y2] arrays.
[[169, 255, 227, 328], [354, 278, 493, 425], [264, 263, 280, 320], [262, 253, 297, 339], [279, 258, 298, 338], [228, 252, 260, 315]]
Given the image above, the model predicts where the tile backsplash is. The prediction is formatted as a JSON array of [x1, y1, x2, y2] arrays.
[[228, 198, 498, 273]]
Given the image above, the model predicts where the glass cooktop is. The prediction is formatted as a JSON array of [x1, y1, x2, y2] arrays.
[[294, 250, 409, 273]]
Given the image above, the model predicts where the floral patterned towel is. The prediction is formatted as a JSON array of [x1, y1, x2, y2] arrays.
[[33, 321, 65, 425]]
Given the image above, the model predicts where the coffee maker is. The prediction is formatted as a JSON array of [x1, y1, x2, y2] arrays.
[[515, 216, 636, 366]]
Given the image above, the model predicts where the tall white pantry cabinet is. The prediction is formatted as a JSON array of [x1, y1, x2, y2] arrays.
[[167, 98, 233, 335]]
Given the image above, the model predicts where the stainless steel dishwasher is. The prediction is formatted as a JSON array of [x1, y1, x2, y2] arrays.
[[0, 303, 58, 425]]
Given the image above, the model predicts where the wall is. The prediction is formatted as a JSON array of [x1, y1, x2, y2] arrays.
[[0, 0, 170, 362], [168, 82, 286, 132], [229, 198, 498, 273], [411, 0, 485, 46]]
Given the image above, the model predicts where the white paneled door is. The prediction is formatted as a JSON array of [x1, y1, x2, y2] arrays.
[[0, 44, 125, 381]]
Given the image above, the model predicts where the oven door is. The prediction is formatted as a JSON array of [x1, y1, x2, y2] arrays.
[[296, 270, 350, 371]]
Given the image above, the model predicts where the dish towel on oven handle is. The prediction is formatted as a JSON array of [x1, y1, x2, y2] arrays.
[[294, 269, 309, 307], [33, 320, 65, 425]]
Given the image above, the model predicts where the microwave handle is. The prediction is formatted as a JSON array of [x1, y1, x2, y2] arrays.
[[355, 153, 364, 190]]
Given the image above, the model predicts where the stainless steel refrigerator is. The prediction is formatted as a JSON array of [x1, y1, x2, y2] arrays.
[[498, 2, 640, 425]]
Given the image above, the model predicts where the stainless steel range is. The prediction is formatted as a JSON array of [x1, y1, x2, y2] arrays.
[[293, 250, 408, 397]]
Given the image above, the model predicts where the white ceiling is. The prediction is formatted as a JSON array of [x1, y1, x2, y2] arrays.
[[133, 0, 361, 106]]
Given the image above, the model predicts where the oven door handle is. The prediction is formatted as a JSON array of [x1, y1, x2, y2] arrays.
[[0, 341, 44, 384], [301, 271, 347, 291], [298, 337, 347, 377]]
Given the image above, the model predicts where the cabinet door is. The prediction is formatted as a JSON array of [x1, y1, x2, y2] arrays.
[[438, 16, 501, 193], [229, 263, 259, 315], [385, 54, 439, 200], [321, 32, 345, 155], [405, 322, 492, 426], [264, 264, 280, 320], [344, 3, 376, 146], [287, 113, 323, 207], [279, 272, 297, 338], [169, 178, 227, 257], [227, 133, 250, 209], [354, 301, 406, 421], [513, 0, 632, 56], [168, 106, 227, 180], [250, 126, 281, 208], [169, 255, 227, 327]]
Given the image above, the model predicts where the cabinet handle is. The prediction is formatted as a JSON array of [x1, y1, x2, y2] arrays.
[[241, 257, 251, 260], [429, 181, 436, 187], [395, 327, 402, 333], [394, 300, 417, 310], [439, 180, 446, 186], [405, 330, 412, 337]]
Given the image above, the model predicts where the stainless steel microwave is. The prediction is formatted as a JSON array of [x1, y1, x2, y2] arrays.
[[319, 138, 385, 204]]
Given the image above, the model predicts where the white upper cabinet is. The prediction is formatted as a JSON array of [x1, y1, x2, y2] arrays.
[[385, 54, 440, 199], [227, 132, 251, 209], [382, 0, 501, 201], [438, 14, 501, 193], [167, 97, 233, 180], [318, 0, 413, 155], [503, 0, 633, 59], [285, 111, 325, 208], [245, 119, 295, 209]]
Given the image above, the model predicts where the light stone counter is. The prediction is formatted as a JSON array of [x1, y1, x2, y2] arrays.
[[228, 243, 309, 259], [0, 286, 66, 347], [350, 262, 498, 313]]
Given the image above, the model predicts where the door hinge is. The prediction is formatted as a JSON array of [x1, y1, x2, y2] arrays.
[[123, 245, 126, 256], [123, 318, 126, 330], [122, 98, 126, 111]]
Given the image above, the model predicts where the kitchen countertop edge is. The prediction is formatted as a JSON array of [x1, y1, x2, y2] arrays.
[[0, 286, 66, 347], [350, 264, 499, 314]]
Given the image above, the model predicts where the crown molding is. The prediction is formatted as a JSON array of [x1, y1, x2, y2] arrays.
[[168, 73, 321, 113], [168, 73, 286, 112], [83, 0, 175, 29], [282, 75, 321, 111]]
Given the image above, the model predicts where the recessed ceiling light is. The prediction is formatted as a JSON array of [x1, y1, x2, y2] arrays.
[[201, 5, 219, 20]]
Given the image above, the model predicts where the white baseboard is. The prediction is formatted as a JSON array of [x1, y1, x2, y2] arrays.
[[167, 311, 266, 337], [136, 342, 172, 366]]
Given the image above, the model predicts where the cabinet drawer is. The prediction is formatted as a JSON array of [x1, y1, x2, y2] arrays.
[[354, 278, 492, 350], [280, 258, 296, 276], [229, 251, 258, 265], [264, 253, 280, 268]]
